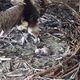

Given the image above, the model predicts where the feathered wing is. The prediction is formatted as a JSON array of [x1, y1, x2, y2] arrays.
[[0, 4, 24, 33]]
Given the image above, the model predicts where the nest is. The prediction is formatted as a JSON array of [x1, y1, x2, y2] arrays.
[[0, 1, 80, 80]]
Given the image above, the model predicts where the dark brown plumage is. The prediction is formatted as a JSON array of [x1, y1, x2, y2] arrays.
[[0, 4, 24, 34]]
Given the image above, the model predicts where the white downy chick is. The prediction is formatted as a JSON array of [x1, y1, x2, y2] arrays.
[[17, 21, 28, 31], [35, 46, 49, 56]]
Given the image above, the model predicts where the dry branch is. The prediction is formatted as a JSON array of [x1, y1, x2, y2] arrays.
[[64, 3, 80, 19], [33, 65, 62, 77], [32, 45, 80, 78], [62, 67, 80, 79]]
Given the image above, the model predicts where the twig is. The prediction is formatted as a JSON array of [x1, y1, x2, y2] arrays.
[[6, 72, 23, 77], [0, 39, 14, 48], [32, 45, 80, 78], [70, 64, 80, 79], [63, 46, 80, 64], [63, 63, 79, 74], [64, 3, 80, 19], [0, 57, 11, 61], [33, 65, 62, 77], [61, 66, 79, 78]]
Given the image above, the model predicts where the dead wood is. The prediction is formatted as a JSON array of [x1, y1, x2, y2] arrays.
[[47, 1, 80, 19], [64, 3, 80, 19], [30, 0, 53, 16], [61, 65, 79, 79], [63, 45, 80, 64], [32, 45, 80, 78], [0, 1, 79, 80], [33, 65, 62, 78], [61, 63, 79, 77]]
